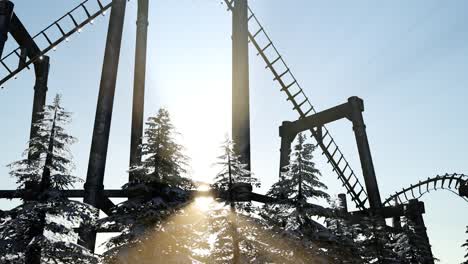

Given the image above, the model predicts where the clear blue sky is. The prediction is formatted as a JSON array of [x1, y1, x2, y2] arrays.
[[0, 0, 467, 262]]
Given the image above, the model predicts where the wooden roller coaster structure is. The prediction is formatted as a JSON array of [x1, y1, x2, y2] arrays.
[[0, 0, 466, 262]]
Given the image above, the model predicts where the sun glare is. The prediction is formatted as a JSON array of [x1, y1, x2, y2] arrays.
[[197, 184, 211, 192], [194, 196, 214, 212], [158, 65, 231, 186]]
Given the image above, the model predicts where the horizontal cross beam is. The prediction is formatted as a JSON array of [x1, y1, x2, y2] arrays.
[[279, 97, 383, 212], [0, 187, 417, 217], [0, 188, 315, 205], [0, 187, 412, 219], [279, 100, 352, 139], [0, 189, 127, 199], [349, 200, 425, 219], [1, 188, 424, 233]]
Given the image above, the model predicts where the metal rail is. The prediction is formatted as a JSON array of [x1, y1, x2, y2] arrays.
[[0, 0, 113, 87], [383, 173, 468, 206], [223, 0, 368, 210]]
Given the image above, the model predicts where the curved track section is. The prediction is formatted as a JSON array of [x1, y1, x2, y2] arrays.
[[384, 173, 468, 206]]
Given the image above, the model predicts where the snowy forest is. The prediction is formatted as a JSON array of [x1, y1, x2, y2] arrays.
[[0, 96, 467, 264]]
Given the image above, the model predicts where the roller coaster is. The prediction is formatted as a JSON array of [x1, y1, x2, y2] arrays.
[[384, 173, 468, 206], [0, 0, 466, 262]]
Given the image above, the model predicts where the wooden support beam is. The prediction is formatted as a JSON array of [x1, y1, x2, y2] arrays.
[[129, 0, 149, 182], [80, 0, 127, 251], [279, 101, 350, 139], [349, 200, 425, 219], [0, 189, 128, 199], [0, 1, 14, 57], [232, 0, 251, 170], [2, 187, 422, 225], [99, 197, 116, 216], [0, 187, 417, 217], [279, 97, 383, 213], [8, 13, 41, 58]]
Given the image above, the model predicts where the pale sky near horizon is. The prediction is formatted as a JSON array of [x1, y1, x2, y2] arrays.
[[0, 0, 467, 263]]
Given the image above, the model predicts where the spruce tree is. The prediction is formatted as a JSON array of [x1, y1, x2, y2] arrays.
[[264, 132, 329, 238], [101, 108, 193, 263], [208, 136, 334, 263], [392, 225, 423, 264], [205, 205, 315, 263], [324, 198, 363, 263], [207, 136, 262, 263], [390, 216, 436, 264], [0, 94, 98, 264], [324, 198, 404, 264], [211, 136, 259, 195], [354, 216, 400, 264]]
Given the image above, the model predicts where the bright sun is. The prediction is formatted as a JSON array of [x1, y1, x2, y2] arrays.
[[171, 89, 230, 185], [197, 184, 211, 192], [194, 196, 214, 212], [151, 62, 231, 186]]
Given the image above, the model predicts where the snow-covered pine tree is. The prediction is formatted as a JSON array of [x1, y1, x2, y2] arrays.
[[392, 229, 412, 263], [196, 136, 333, 263], [391, 215, 436, 264], [0, 94, 98, 264], [205, 204, 313, 264], [101, 108, 193, 263], [206, 136, 262, 263], [211, 136, 260, 196], [353, 216, 400, 264], [135, 108, 192, 189], [264, 132, 329, 238], [324, 198, 363, 263]]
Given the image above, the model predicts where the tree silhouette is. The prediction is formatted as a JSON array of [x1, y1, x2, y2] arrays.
[[0, 94, 97, 264], [101, 108, 193, 263], [324, 198, 363, 263], [211, 136, 259, 194], [355, 216, 400, 264], [209, 136, 258, 263], [264, 132, 329, 236]]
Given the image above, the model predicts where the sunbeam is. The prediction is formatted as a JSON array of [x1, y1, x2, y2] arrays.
[[108, 196, 329, 264]]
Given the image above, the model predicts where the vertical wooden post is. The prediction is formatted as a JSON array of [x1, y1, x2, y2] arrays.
[[129, 0, 149, 182], [406, 200, 434, 264], [0, 0, 13, 57], [392, 198, 402, 230], [28, 56, 49, 159], [232, 0, 250, 170], [80, 0, 127, 251], [278, 121, 295, 179], [348, 96, 383, 212]]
